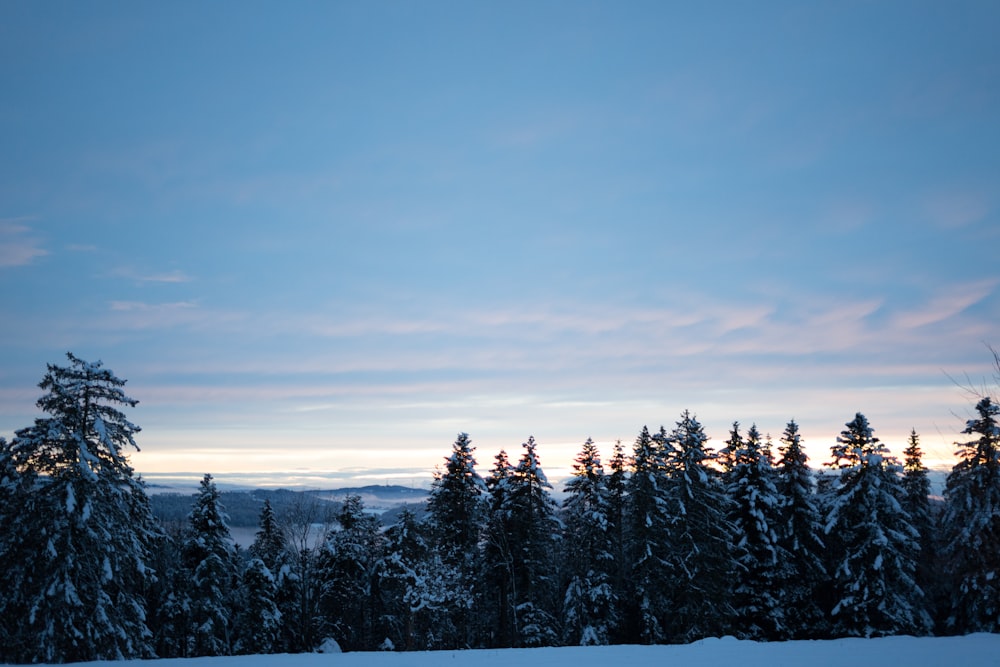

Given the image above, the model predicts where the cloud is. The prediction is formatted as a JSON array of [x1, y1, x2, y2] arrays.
[[106, 300, 207, 330], [923, 191, 993, 229], [137, 270, 192, 284], [891, 280, 998, 330], [112, 266, 194, 284], [0, 219, 47, 267]]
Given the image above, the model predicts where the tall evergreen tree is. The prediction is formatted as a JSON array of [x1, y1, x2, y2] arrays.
[[561, 438, 617, 645], [146, 526, 190, 659], [5, 354, 157, 663], [604, 437, 629, 640], [901, 428, 935, 626], [248, 497, 297, 652], [774, 419, 826, 639], [183, 473, 238, 656], [504, 436, 561, 647], [233, 557, 281, 655], [0, 436, 32, 663], [317, 494, 385, 650], [482, 449, 516, 647], [940, 397, 1000, 633], [824, 413, 929, 637], [374, 509, 448, 650], [624, 425, 672, 644], [728, 424, 787, 640], [249, 498, 287, 573], [425, 432, 486, 648], [661, 410, 735, 642]]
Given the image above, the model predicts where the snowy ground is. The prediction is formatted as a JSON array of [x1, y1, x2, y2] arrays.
[[58, 634, 1000, 667]]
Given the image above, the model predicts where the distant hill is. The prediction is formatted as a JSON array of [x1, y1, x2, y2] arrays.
[[150, 485, 428, 528]]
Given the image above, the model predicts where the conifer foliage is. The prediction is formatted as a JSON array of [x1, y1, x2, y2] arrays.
[[774, 420, 826, 638], [661, 411, 735, 642], [183, 474, 238, 657], [503, 437, 561, 647], [623, 425, 671, 643], [6, 352, 1000, 657], [2, 353, 157, 663], [824, 413, 929, 637], [727, 424, 787, 640], [561, 438, 617, 645], [940, 397, 1000, 632]]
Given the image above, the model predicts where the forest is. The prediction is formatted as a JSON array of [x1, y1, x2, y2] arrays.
[[1, 352, 999, 664]]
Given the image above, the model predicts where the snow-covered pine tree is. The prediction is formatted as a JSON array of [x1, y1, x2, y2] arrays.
[[0, 436, 32, 663], [623, 425, 672, 644], [427, 433, 486, 566], [940, 397, 1000, 633], [146, 524, 191, 659], [183, 473, 238, 656], [317, 494, 385, 651], [774, 419, 826, 639], [727, 424, 788, 640], [824, 413, 930, 637], [376, 508, 453, 650], [425, 432, 486, 647], [249, 498, 287, 573], [561, 438, 617, 645], [6, 354, 158, 663], [661, 410, 735, 643], [504, 437, 561, 647], [482, 449, 517, 647], [248, 497, 298, 652], [718, 422, 743, 482], [233, 557, 281, 655], [604, 438, 629, 641], [901, 428, 936, 627]]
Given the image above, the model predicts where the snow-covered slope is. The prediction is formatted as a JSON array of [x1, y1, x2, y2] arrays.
[[61, 634, 1000, 667]]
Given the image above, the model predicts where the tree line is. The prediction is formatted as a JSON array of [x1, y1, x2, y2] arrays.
[[1, 353, 999, 663]]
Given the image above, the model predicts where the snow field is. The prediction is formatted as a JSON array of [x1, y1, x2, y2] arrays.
[[58, 634, 1000, 667]]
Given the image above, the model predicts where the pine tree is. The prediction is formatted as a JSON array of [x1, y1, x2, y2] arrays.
[[317, 494, 385, 650], [604, 437, 629, 640], [425, 432, 486, 647], [774, 419, 826, 639], [0, 437, 32, 663], [146, 525, 190, 658], [901, 428, 935, 629], [504, 437, 561, 647], [940, 397, 1000, 633], [728, 424, 787, 640], [661, 410, 735, 642], [248, 497, 298, 651], [233, 557, 281, 655], [482, 449, 516, 647], [183, 473, 238, 656], [249, 498, 287, 573], [824, 413, 929, 637], [375, 509, 452, 650], [5, 354, 157, 663], [561, 438, 617, 645], [624, 425, 672, 643]]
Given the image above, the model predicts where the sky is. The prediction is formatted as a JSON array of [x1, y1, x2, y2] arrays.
[[1, 1, 998, 487]]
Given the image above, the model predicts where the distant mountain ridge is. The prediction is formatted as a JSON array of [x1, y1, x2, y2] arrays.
[[150, 484, 428, 528]]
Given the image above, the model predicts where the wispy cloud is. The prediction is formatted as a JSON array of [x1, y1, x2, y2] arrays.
[[137, 270, 193, 284], [112, 266, 194, 284], [923, 190, 993, 229], [0, 219, 46, 267], [106, 300, 205, 330], [891, 280, 997, 330]]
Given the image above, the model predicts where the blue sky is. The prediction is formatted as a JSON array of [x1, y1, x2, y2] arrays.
[[1, 1, 998, 486]]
